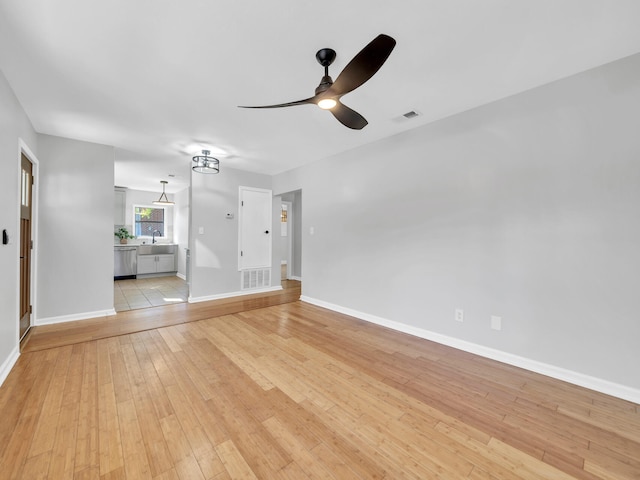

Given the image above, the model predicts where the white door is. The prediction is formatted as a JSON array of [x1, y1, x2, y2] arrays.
[[239, 187, 272, 270]]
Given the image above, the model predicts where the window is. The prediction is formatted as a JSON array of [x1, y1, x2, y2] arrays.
[[134, 206, 165, 237]]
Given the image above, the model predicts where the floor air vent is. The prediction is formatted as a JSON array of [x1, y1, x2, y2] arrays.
[[241, 268, 271, 290]]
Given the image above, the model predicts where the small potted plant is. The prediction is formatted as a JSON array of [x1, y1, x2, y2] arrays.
[[114, 227, 135, 244]]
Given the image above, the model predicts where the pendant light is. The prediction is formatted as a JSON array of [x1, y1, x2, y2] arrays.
[[153, 180, 175, 205], [192, 149, 220, 174]]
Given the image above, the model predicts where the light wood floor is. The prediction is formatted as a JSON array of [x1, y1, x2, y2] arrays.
[[4, 287, 640, 479]]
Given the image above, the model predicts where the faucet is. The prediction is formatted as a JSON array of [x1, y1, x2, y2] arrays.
[[152, 230, 159, 244]]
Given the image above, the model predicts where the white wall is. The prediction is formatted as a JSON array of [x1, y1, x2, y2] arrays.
[[0, 69, 38, 382], [174, 187, 190, 278], [274, 53, 640, 397], [190, 166, 276, 300], [36, 134, 115, 322]]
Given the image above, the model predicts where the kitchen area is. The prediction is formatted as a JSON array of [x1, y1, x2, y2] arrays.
[[114, 185, 189, 312]]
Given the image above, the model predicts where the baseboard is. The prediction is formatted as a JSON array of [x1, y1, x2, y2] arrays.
[[189, 285, 283, 304], [300, 296, 640, 405], [0, 345, 20, 387], [35, 308, 117, 326], [176, 272, 187, 280], [289, 276, 302, 281]]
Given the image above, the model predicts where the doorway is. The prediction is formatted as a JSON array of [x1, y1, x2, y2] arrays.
[[19, 153, 34, 340], [280, 201, 293, 279], [280, 190, 302, 282]]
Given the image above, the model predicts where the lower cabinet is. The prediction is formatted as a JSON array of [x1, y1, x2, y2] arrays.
[[137, 254, 176, 275]]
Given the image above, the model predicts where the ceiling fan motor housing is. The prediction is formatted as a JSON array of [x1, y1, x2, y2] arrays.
[[315, 48, 336, 67], [315, 75, 333, 95], [315, 48, 336, 95]]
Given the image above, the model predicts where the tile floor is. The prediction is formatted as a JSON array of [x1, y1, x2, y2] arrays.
[[114, 275, 189, 312], [115, 266, 289, 313]]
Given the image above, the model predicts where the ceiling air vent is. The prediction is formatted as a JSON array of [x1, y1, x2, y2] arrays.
[[402, 110, 420, 119]]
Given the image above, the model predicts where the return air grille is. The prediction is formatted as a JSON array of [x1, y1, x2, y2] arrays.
[[241, 268, 271, 290]]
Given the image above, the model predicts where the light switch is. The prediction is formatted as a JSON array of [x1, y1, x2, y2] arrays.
[[198, 227, 204, 235], [309, 226, 315, 235]]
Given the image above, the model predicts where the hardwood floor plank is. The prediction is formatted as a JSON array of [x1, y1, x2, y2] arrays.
[[47, 343, 84, 479], [2, 291, 639, 479], [25, 346, 73, 459], [309, 441, 366, 480], [0, 349, 56, 477], [193, 448, 227, 480], [279, 398, 387, 480], [215, 439, 259, 480], [485, 437, 577, 480], [97, 370, 124, 476], [116, 398, 153, 479], [120, 336, 173, 477], [74, 341, 100, 477], [130, 331, 174, 420], [262, 416, 339, 480]]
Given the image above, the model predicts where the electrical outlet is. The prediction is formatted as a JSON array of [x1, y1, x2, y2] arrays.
[[491, 315, 502, 331], [455, 308, 464, 322]]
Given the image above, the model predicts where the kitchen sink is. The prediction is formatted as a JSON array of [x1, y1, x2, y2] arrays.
[[137, 244, 177, 255]]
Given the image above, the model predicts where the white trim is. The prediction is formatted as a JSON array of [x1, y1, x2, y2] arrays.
[[35, 308, 117, 326], [300, 296, 640, 405], [176, 272, 187, 281], [290, 276, 302, 282], [189, 285, 282, 304], [0, 346, 20, 387]]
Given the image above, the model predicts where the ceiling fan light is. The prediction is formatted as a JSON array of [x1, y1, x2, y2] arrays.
[[317, 98, 337, 110]]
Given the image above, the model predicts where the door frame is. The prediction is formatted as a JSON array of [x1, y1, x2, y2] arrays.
[[281, 200, 293, 280], [17, 139, 39, 342]]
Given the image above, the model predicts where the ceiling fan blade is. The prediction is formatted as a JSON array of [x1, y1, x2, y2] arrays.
[[327, 34, 396, 97], [238, 96, 317, 109], [330, 102, 368, 130]]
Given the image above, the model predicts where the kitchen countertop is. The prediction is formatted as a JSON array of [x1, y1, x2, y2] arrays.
[[114, 243, 178, 247]]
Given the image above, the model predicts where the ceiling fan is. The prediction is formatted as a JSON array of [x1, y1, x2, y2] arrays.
[[239, 34, 396, 130]]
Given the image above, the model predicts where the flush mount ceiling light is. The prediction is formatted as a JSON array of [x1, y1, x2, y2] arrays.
[[153, 180, 175, 205], [192, 149, 220, 174]]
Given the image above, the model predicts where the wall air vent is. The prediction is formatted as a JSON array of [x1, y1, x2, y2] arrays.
[[241, 268, 271, 290]]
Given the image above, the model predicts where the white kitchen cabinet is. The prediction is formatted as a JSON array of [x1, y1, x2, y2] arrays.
[[137, 254, 176, 275], [137, 255, 157, 274], [156, 254, 176, 272], [114, 188, 126, 225]]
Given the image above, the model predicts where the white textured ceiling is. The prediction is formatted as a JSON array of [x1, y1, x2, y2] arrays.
[[1, 1, 640, 193]]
